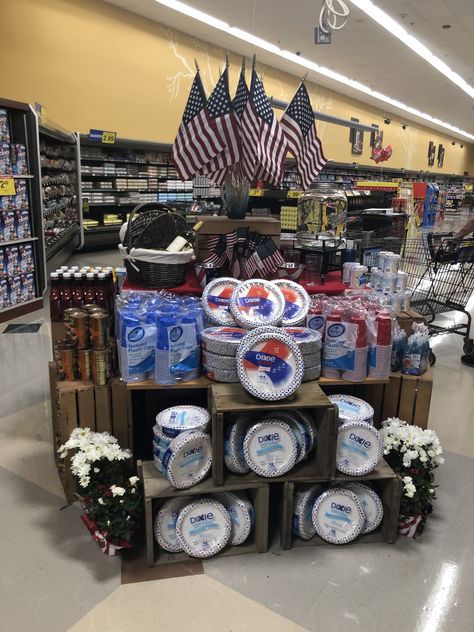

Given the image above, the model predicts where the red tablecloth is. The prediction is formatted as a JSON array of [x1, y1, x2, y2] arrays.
[[122, 267, 345, 296]]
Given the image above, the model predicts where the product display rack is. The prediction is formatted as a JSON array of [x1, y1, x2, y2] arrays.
[[39, 123, 82, 269], [0, 98, 46, 322], [78, 135, 221, 249]]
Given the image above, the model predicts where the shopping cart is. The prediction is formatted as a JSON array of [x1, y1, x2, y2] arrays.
[[399, 232, 474, 361]]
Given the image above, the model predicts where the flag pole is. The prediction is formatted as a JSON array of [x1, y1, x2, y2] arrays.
[[251, 54, 256, 69], [225, 53, 229, 68], [194, 58, 200, 72], [300, 72, 308, 84]]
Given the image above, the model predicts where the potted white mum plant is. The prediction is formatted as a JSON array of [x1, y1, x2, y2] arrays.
[[380, 418, 444, 538], [58, 428, 143, 555]]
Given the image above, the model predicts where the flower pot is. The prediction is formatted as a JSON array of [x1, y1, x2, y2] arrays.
[[80, 512, 133, 556], [398, 512, 427, 538]]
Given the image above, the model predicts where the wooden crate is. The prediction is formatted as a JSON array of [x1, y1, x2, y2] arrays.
[[49, 362, 132, 502], [141, 460, 270, 567], [195, 215, 281, 263], [210, 382, 338, 486], [396, 309, 426, 337], [366, 368, 433, 429], [281, 460, 401, 550]]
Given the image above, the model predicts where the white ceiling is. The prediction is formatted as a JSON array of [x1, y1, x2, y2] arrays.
[[103, 0, 474, 139]]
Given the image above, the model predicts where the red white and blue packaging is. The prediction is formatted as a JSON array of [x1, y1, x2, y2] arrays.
[[230, 279, 285, 329], [202, 277, 240, 326], [273, 279, 310, 326]]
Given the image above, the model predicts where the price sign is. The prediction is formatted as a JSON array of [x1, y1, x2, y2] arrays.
[[249, 188, 264, 197], [83, 199, 90, 213], [102, 131, 116, 144], [89, 129, 117, 143], [0, 177, 16, 196], [287, 190, 302, 199]]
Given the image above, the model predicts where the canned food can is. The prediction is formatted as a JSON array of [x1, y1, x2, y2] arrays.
[[89, 313, 110, 350], [77, 349, 92, 381], [108, 340, 117, 375], [55, 340, 75, 379], [71, 312, 89, 349], [92, 350, 108, 385], [59, 346, 76, 381], [82, 304, 98, 313], [63, 308, 81, 339]]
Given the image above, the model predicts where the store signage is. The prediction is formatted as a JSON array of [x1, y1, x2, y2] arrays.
[[356, 181, 399, 191], [287, 190, 302, 199], [249, 188, 264, 197], [89, 129, 117, 144], [0, 177, 16, 196]]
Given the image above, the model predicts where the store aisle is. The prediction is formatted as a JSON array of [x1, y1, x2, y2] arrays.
[[0, 250, 473, 632]]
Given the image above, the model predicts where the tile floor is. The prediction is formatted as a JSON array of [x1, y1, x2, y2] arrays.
[[0, 226, 473, 632]]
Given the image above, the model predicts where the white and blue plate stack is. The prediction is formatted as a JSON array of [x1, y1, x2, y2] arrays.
[[273, 279, 311, 327], [243, 420, 298, 477], [153, 405, 212, 489], [292, 484, 324, 540], [213, 491, 255, 545], [283, 327, 322, 382], [201, 326, 245, 383], [312, 488, 365, 544], [224, 414, 253, 474], [202, 277, 240, 326], [339, 482, 384, 534], [176, 498, 232, 558], [336, 421, 383, 476], [328, 395, 374, 427], [230, 279, 285, 329], [154, 496, 191, 552]]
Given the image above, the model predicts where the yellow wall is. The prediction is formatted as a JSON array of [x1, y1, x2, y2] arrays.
[[3, 0, 473, 176]]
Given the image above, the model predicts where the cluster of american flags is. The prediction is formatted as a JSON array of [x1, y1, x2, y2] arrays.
[[172, 59, 327, 190]]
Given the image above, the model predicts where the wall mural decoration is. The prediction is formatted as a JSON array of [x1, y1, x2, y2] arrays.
[[428, 141, 436, 167], [398, 126, 418, 170], [437, 144, 445, 168]]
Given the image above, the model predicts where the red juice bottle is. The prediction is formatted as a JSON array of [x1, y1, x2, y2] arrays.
[[95, 273, 108, 312], [49, 272, 63, 322], [61, 272, 73, 310], [72, 272, 85, 308], [84, 272, 96, 305]]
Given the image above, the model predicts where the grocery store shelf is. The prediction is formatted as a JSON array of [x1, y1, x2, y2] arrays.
[[81, 157, 171, 166], [82, 189, 161, 193], [0, 297, 43, 323], [45, 224, 80, 261], [0, 236, 38, 247], [318, 375, 390, 386], [12, 174, 34, 179]]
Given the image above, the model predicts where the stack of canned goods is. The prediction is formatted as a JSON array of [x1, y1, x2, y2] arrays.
[[54, 304, 114, 384]]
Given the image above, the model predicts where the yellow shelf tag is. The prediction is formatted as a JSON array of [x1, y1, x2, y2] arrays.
[[0, 177, 16, 196], [287, 190, 302, 199], [249, 188, 264, 197], [102, 131, 116, 144]]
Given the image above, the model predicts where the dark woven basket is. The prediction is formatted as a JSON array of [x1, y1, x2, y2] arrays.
[[124, 202, 188, 288]]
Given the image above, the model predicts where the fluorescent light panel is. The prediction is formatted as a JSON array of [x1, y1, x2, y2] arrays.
[[348, 0, 474, 101], [154, 0, 474, 140]]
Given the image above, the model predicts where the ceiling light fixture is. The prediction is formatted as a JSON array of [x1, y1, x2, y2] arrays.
[[153, 0, 474, 140], [348, 1, 474, 101]]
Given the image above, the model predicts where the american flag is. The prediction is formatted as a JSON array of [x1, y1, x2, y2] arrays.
[[280, 82, 327, 190], [199, 67, 241, 185], [241, 69, 288, 186], [172, 71, 225, 181]]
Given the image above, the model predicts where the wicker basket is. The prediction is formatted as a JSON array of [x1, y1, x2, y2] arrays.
[[122, 202, 191, 288]]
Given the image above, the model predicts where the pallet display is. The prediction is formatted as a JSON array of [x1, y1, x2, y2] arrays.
[[210, 382, 338, 486], [140, 460, 270, 566], [0, 98, 46, 322], [280, 460, 401, 550], [49, 362, 132, 502], [39, 123, 82, 268]]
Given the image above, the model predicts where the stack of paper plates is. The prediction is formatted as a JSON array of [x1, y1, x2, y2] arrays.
[[201, 327, 246, 356], [328, 395, 374, 426], [236, 328, 304, 400], [336, 421, 383, 476], [312, 488, 365, 544], [224, 414, 253, 474], [202, 278, 240, 326], [264, 411, 310, 463], [283, 327, 323, 353], [203, 366, 239, 382], [230, 279, 285, 329], [156, 405, 210, 438], [273, 280, 310, 326], [176, 498, 232, 558], [243, 420, 298, 477], [154, 496, 190, 552], [292, 484, 324, 540], [213, 491, 255, 545], [161, 431, 212, 489], [340, 482, 384, 534]]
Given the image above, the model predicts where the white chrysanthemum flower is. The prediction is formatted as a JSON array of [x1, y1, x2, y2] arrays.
[[110, 485, 126, 497], [98, 498, 104, 505], [129, 476, 139, 486]]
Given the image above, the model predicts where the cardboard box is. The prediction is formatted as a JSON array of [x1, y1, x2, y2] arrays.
[[396, 309, 425, 337]]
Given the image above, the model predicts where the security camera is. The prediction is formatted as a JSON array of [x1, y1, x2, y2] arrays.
[[401, 124, 406, 130], [384, 118, 391, 125]]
